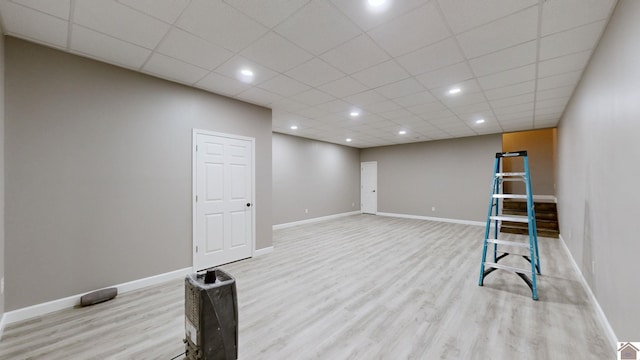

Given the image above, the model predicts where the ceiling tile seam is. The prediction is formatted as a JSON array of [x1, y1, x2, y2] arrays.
[[225, 0, 311, 30], [451, 3, 539, 36], [6, 0, 70, 22], [136, 2, 195, 73], [539, 16, 612, 40], [532, 0, 547, 128], [65, 0, 76, 51], [115, 0, 186, 26], [431, 0, 494, 135], [546, 0, 619, 127]]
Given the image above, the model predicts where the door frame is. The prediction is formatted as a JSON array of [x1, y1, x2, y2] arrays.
[[361, 161, 378, 214], [192, 128, 256, 271]]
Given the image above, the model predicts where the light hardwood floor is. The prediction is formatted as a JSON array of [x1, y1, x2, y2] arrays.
[[0, 215, 612, 359]]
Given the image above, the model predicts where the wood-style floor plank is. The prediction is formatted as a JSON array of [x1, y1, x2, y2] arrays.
[[0, 215, 612, 359]]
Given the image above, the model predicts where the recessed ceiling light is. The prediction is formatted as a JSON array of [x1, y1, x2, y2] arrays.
[[398, 130, 407, 135], [448, 87, 461, 95], [475, 119, 485, 124], [238, 68, 255, 83], [290, 125, 298, 130], [350, 111, 360, 117], [367, 0, 390, 12], [346, 138, 352, 142]]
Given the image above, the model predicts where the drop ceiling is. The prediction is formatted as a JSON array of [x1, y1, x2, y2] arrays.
[[0, 0, 616, 148]]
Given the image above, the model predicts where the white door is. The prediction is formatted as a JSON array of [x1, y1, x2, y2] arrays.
[[361, 161, 377, 214], [194, 130, 254, 271]]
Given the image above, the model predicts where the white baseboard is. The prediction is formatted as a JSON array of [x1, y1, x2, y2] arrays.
[[273, 211, 360, 230], [2, 267, 192, 328], [254, 246, 273, 257], [377, 212, 487, 227], [558, 234, 617, 351], [0, 312, 6, 340]]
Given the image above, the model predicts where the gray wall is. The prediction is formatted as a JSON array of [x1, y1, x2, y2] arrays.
[[5, 37, 272, 311], [502, 128, 556, 195], [557, 0, 638, 340], [0, 33, 5, 318], [360, 134, 502, 222], [272, 133, 360, 225]]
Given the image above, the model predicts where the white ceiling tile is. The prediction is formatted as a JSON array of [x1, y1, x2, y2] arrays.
[[351, 60, 410, 88], [143, 53, 209, 84], [177, 0, 268, 52], [393, 91, 437, 107], [317, 77, 369, 98], [536, 97, 570, 110], [484, 81, 536, 100], [0, 1, 68, 48], [274, 0, 361, 55], [320, 33, 390, 74], [367, 2, 450, 56], [380, 108, 414, 120], [408, 102, 449, 116], [290, 88, 336, 106], [257, 75, 310, 97], [450, 101, 492, 116], [535, 106, 565, 116], [196, 72, 251, 96], [344, 90, 388, 106], [494, 103, 534, 116], [416, 62, 474, 90], [376, 78, 425, 99], [214, 55, 279, 85], [539, 20, 606, 60], [270, 98, 308, 112], [74, 0, 169, 49], [156, 28, 233, 70], [361, 100, 402, 114], [490, 93, 535, 109], [537, 71, 581, 91], [478, 64, 536, 90], [536, 86, 574, 101], [236, 87, 283, 106], [296, 105, 332, 119], [541, 0, 615, 36], [223, 0, 311, 28], [440, 92, 487, 108], [118, 0, 189, 23], [315, 99, 353, 114], [456, 6, 538, 58], [286, 58, 345, 87], [538, 50, 591, 78], [241, 32, 313, 72], [428, 115, 462, 125], [497, 110, 533, 122], [396, 37, 465, 76], [70, 25, 151, 69], [12, 0, 70, 19], [469, 40, 536, 77], [437, 0, 537, 34]]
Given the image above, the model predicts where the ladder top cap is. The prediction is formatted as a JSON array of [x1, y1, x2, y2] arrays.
[[496, 150, 527, 158]]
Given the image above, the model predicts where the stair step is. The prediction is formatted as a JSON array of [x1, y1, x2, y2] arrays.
[[484, 262, 532, 275], [493, 194, 528, 199], [501, 218, 559, 231], [500, 226, 559, 238], [486, 239, 530, 248], [502, 209, 558, 221]]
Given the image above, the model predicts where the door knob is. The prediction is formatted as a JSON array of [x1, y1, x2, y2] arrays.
[[373, 190, 376, 192], [246, 203, 252, 207]]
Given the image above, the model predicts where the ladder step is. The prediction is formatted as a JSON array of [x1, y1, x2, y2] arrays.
[[484, 262, 532, 275], [495, 172, 526, 177], [486, 239, 531, 248], [490, 215, 530, 223], [492, 194, 528, 199]]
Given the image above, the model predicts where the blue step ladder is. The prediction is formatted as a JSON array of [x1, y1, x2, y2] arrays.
[[478, 151, 541, 300]]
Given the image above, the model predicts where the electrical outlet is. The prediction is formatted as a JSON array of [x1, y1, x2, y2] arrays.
[[352, 202, 355, 207], [1, 277, 4, 294], [592, 261, 596, 273], [305, 209, 308, 214], [432, 206, 436, 212]]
